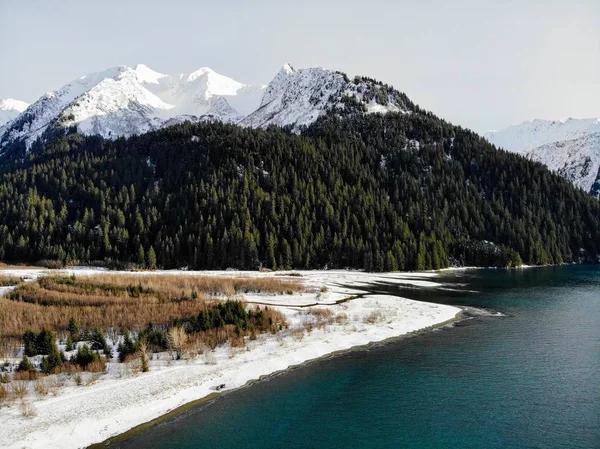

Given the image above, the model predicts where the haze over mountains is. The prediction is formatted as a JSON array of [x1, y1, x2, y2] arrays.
[[485, 119, 600, 197], [0, 63, 406, 150]]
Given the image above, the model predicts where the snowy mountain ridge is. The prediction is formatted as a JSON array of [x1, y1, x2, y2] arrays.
[[485, 119, 600, 197], [0, 63, 409, 150], [0, 98, 29, 127], [0, 64, 266, 148]]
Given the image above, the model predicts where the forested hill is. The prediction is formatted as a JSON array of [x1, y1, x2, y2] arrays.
[[0, 110, 598, 271]]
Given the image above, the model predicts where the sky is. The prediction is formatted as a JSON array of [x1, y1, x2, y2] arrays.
[[0, 0, 598, 133]]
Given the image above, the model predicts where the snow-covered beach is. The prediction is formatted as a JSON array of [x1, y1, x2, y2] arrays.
[[0, 268, 461, 449]]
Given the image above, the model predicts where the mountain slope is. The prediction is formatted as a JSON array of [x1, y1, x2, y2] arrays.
[[239, 64, 409, 129], [0, 65, 265, 149], [0, 98, 29, 127], [485, 118, 600, 195], [0, 112, 598, 271], [0, 63, 412, 150]]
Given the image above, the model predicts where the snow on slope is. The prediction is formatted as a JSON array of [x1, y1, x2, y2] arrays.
[[526, 133, 600, 193], [0, 98, 29, 127], [485, 118, 600, 195], [240, 63, 407, 129], [0, 65, 266, 148], [1, 63, 410, 149], [485, 118, 600, 154]]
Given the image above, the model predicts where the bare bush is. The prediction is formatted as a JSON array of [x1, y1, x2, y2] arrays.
[[364, 310, 384, 324], [0, 383, 8, 406], [11, 380, 29, 399], [291, 328, 305, 341], [85, 373, 101, 387], [138, 341, 150, 373], [19, 400, 37, 418], [168, 326, 188, 359], [335, 313, 349, 325], [204, 351, 217, 365], [33, 379, 49, 397], [48, 376, 65, 396]]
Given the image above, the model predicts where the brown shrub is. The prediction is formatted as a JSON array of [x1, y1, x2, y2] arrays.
[[307, 307, 334, 328], [1, 274, 299, 338], [335, 313, 349, 325], [13, 370, 39, 381], [0, 383, 8, 405], [87, 360, 107, 373], [364, 310, 384, 324]]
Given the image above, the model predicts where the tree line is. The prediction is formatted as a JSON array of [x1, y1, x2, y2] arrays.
[[0, 107, 598, 271]]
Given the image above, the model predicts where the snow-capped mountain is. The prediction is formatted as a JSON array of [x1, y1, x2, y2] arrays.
[[0, 63, 409, 150], [485, 119, 600, 196], [0, 99, 29, 127], [240, 63, 407, 128], [0, 64, 266, 149]]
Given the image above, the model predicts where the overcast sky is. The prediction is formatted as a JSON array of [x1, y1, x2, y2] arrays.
[[1, 0, 598, 133]]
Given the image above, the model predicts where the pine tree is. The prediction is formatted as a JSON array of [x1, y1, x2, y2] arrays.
[[137, 244, 145, 267], [147, 246, 157, 270]]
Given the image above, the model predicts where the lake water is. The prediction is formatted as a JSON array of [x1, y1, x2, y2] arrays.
[[111, 265, 600, 449]]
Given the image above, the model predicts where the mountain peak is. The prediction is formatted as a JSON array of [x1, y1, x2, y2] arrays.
[[486, 117, 600, 196], [0, 62, 410, 149], [0, 98, 29, 112], [133, 64, 167, 84], [0, 98, 30, 128], [186, 67, 217, 82], [280, 63, 295, 75]]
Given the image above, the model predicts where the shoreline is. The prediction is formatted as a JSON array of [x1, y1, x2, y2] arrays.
[[88, 310, 463, 448], [1, 269, 465, 449]]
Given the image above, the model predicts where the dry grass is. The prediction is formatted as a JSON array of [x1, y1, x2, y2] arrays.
[[0, 274, 301, 338], [306, 307, 335, 329], [13, 370, 40, 381], [0, 275, 22, 286], [87, 360, 108, 373]]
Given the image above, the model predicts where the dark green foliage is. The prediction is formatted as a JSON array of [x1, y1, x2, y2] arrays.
[[17, 355, 33, 372], [117, 331, 137, 362], [137, 324, 168, 352], [0, 107, 598, 271], [23, 328, 58, 356], [147, 246, 157, 270], [22, 330, 38, 357], [73, 344, 98, 369], [181, 300, 249, 333], [22, 328, 62, 372], [90, 328, 111, 358], [41, 347, 62, 373], [68, 318, 79, 341], [66, 335, 74, 352]]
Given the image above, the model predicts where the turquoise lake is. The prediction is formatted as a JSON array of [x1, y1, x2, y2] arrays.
[[111, 265, 600, 448]]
